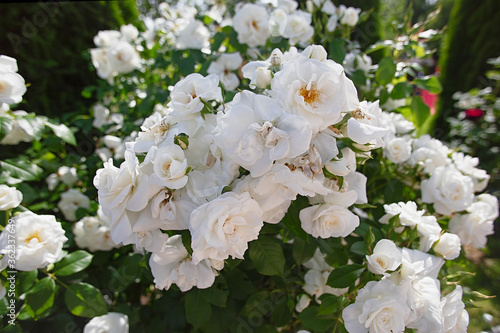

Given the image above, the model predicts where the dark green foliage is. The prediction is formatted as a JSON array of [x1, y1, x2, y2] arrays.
[[0, 1, 138, 118], [437, 0, 500, 130]]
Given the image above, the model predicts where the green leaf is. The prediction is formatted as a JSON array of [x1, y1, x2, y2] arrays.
[[298, 306, 335, 332], [413, 76, 442, 94], [282, 195, 309, 241], [292, 236, 317, 265], [327, 264, 365, 289], [53, 250, 93, 276], [390, 81, 412, 99], [1, 159, 43, 181], [271, 296, 292, 327], [328, 38, 346, 63], [44, 121, 77, 146], [0, 117, 13, 141], [240, 291, 270, 317], [248, 235, 285, 277], [16, 270, 38, 296], [185, 289, 212, 328], [384, 179, 404, 204], [350, 241, 369, 256], [411, 96, 430, 128], [318, 295, 339, 315], [65, 282, 107, 318], [375, 57, 396, 85], [199, 276, 229, 308], [25, 277, 56, 319]]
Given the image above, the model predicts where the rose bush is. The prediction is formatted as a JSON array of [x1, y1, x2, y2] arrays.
[[0, 1, 498, 332]]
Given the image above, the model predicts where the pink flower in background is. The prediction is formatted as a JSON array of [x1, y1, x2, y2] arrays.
[[464, 108, 484, 120]]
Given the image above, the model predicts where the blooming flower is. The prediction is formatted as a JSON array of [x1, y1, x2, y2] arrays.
[[207, 53, 243, 91], [189, 192, 263, 263], [343, 279, 411, 333], [0, 55, 27, 105], [83, 313, 129, 333], [0, 212, 67, 271], [57, 189, 91, 222], [366, 239, 402, 275], [214, 91, 312, 177], [0, 185, 22, 211], [233, 4, 270, 47], [149, 235, 218, 291]]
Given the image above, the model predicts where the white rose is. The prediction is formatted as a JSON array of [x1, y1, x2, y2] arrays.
[[0, 72, 27, 105], [233, 4, 270, 47], [149, 235, 218, 291], [151, 145, 189, 189], [271, 55, 359, 133], [167, 73, 222, 119], [93, 30, 121, 47], [107, 40, 141, 75], [83, 313, 129, 333], [0, 55, 19, 73], [176, 20, 210, 50], [73, 216, 117, 252], [301, 45, 328, 62], [282, 10, 314, 45], [451, 152, 490, 192], [90, 48, 114, 83], [0, 185, 22, 210], [421, 165, 474, 215], [189, 192, 263, 263], [324, 147, 356, 177], [473, 193, 499, 220], [57, 189, 91, 222], [214, 91, 312, 177], [269, 8, 287, 37], [433, 232, 461, 260], [94, 151, 162, 243], [384, 136, 412, 163], [299, 203, 359, 238], [342, 279, 411, 333], [58, 166, 79, 186], [0, 212, 67, 271], [396, 248, 444, 282], [405, 276, 444, 332], [303, 269, 347, 299], [409, 135, 450, 174], [207, 53, 243, 91], [448, 210, 494, 249], [441, 285, 469, 332], [340, 7, 361, 26], [120, 24, 139, 42], [366, 239, 402, 275], [92, 104, 111, 128]]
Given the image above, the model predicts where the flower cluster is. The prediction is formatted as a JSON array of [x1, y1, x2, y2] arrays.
[[94, 44, 388, 292], [378, 110, 498, 250], [344, 240, 468, 332], [90, 24, 141, 84]]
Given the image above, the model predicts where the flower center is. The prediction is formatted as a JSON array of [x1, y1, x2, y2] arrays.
[[222, 219, 235, 235], [0, 81, 7, 94], [300, 85, 320, 105], [251, 20, 258, 29], [25, 231, 41, 244], [376, 257, 387, 269]]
